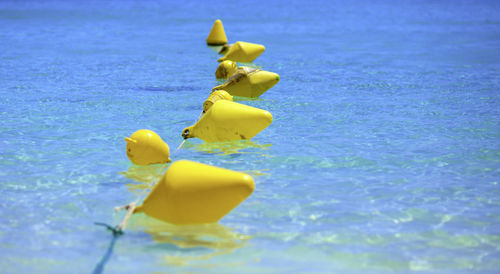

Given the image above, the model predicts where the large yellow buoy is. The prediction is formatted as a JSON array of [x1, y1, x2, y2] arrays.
[[203, 90, 233, 113], [134, 160, 255, 225], [182, 100, 273, 142], [206, 19, 228, 45], [212, 69, 280, 98], [125, 129, 171, 165], [218, 41, 265, 63]]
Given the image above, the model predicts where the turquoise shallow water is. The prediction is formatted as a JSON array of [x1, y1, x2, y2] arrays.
[[1, 0, 500, 272]]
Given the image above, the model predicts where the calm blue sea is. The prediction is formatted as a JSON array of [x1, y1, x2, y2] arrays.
[[1, 0, 500, 272]]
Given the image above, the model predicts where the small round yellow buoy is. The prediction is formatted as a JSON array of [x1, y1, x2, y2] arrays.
[[125, 129, 171, 165], [134, 160, 255, 225], [215, 60, 237, 79]]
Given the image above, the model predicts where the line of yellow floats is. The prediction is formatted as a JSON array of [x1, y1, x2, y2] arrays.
[[121, 19, 279, 226]]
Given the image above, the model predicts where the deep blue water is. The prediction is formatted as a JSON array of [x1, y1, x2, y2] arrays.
[[1, 0, 500, 272]]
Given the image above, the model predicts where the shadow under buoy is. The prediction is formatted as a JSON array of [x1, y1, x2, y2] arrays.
[[127, 214, 251, 267], [182, 139, 272, 156]]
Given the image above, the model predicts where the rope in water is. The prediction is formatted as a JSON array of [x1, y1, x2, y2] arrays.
[[92, 144, 180, 273], [92, 223, 123, 274], [91, 185, 152, 274], [174, 139, 186, 154]]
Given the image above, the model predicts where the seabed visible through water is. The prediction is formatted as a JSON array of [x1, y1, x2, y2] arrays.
[[1, 0, 500, 272]]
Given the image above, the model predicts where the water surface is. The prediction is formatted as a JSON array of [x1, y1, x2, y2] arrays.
[[1, 0, 500, 272]]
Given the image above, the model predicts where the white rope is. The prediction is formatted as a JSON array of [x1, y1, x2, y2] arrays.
[[174, 139, 186, 154]]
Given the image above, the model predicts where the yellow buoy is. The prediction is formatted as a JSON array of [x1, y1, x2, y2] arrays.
[[215, 60, 238, 79], [206, 19, 228, 45], [182, 100, 273, 142], [212, 69, 280, 98], [203, 90, 233, 113], [218, 41, 265, 63], [134, 160, 255, 225], [125, 129, 171, 165]]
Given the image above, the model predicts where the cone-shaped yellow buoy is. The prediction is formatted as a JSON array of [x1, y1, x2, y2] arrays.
[[182, 100, 273, 142], [213, 69, 280, 98], [203, 90, 233, 113], [125, 129, 171, 165], [218, 41, 265, 63], [206, 19, 228, 45], [215, 60, 238, 79], [134, 160, 255, 225]]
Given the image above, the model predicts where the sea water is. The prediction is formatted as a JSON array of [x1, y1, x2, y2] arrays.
[[1, 0, 500, 272]]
